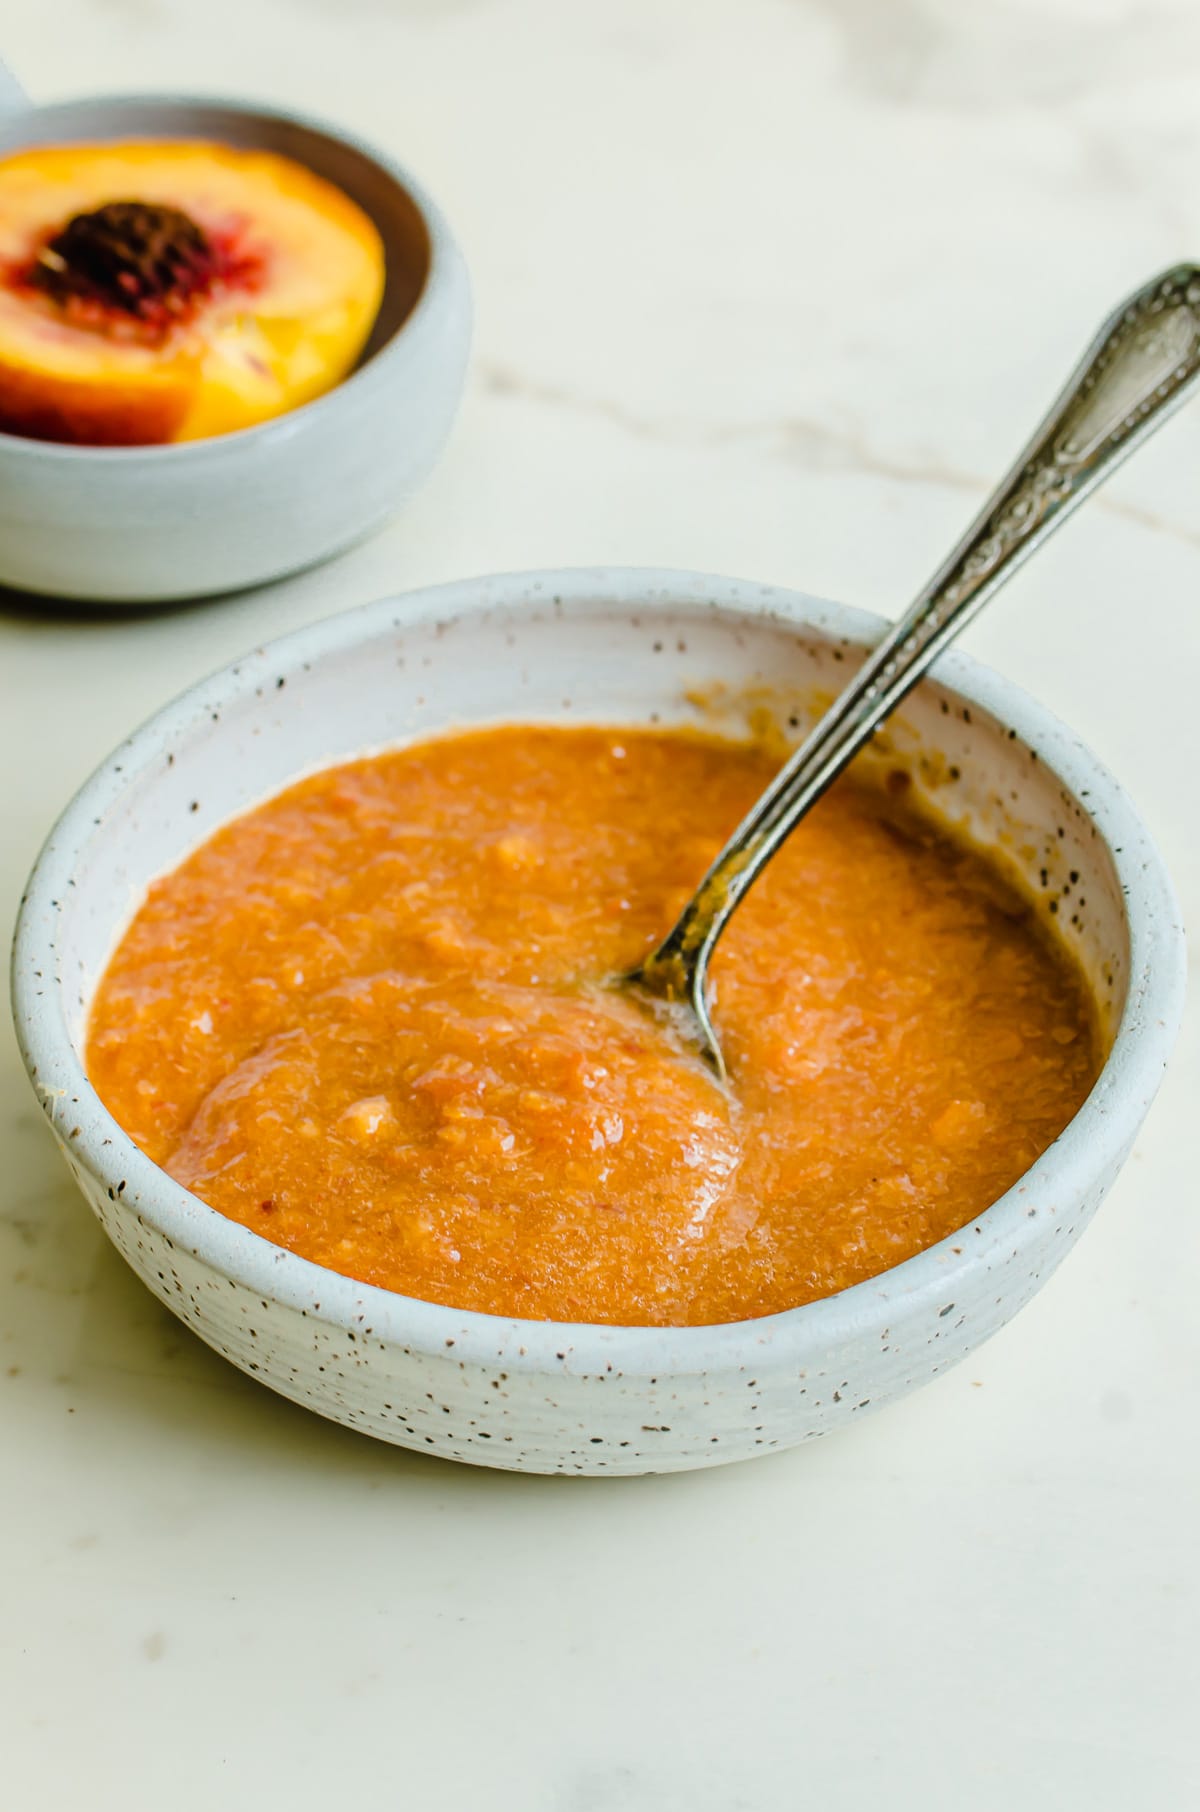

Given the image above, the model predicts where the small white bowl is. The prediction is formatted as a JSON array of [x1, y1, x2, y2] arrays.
[[0, 87, 471, 603], [10, 571, 1186, 1473]]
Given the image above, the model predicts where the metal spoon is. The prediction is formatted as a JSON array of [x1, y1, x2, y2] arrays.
[[626, 264, 1200, 1078]]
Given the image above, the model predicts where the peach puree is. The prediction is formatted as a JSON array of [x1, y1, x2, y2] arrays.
[[86, 726, 1100, 1326]]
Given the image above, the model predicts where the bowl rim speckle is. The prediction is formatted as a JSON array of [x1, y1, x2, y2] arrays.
[[10, 567, 1187, 1375], [0, 90, 458, 462]]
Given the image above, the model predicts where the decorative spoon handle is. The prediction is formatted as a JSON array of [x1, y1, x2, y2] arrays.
[[633, 264, 1200, 1073]]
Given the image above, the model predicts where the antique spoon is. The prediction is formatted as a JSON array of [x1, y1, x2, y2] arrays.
[[626, 264, 1200, 1077]]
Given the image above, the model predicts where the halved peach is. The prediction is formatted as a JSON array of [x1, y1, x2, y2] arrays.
[[0, 141, 386, 444]]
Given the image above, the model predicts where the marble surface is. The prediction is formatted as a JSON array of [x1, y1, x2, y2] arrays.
[[2, 1, 1198, 1806]]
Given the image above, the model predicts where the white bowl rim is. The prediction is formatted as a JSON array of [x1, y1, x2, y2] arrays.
[[0, 89, 461, 463], [11, 566, 1187, 1375]]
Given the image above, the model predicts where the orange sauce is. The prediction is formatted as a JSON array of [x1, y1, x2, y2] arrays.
[[86, 727, 1100, 1326]]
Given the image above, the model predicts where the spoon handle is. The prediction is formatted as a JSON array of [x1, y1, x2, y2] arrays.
[[641, 264, 1200, 1031]]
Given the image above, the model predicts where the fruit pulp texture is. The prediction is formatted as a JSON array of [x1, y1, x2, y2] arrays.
[[0, 141, 385, 444], [86, 726, 1101, 1327]]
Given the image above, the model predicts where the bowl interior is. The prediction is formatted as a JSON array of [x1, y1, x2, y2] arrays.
[[35, 581, 1131, 1061], [0, 95, 430, 370]]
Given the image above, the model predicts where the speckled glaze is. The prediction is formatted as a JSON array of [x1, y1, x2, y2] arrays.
[[0, 88, 471, 603], [11, 571, 1186, 1473]]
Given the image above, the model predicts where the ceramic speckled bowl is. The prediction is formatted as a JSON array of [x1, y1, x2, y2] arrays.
[[0, 81, 471, 603], [11, 571, 1186, 1473]]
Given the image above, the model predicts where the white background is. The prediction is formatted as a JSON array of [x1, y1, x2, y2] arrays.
[[1, 2, 1197, 1807]]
